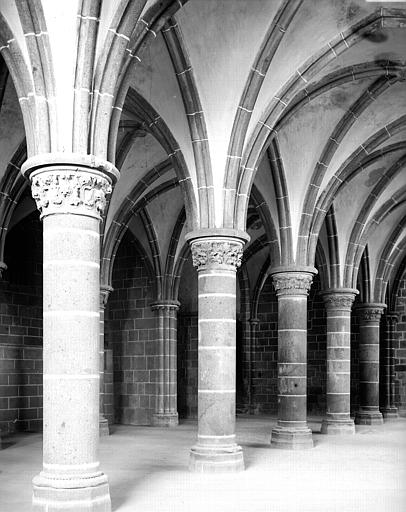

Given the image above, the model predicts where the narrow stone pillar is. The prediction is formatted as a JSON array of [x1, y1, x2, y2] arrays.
[[355, 303, 385, 425], [151, 299, 180, 427], [271, 270, 315, 449], [22, 155, 118, 512], [186, 230, 248, 472], [99, 285, 113, 436], [320, 289, 358, 435], [0, 262, 5, 448], [249, 318, 260, 414], [381, 313, 399, 419]]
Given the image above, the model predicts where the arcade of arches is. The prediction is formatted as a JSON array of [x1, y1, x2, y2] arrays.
[[0, 1, 405, 511]]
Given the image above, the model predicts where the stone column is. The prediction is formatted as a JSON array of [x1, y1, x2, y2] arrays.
[[0, 262, 5, 448], [99, 285, 113, 436], [186, 230, 248, 472], [271, 270, 315, 449], [22, 155, 118, 512], [381, 313, 399, 419], [320, 289, 358, 435], [355, 303, 385, 425], [151, 299, 180, 427]]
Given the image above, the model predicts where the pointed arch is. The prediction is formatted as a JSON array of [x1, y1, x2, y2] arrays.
[[234, 8, 406, 233]]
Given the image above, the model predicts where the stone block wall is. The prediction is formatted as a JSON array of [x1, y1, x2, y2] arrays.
[[253, 278, 278, 414], [307, 275, 327, 414], [394, 271, 406, 412], [105, 232, 157, 426], [0, 211, 43, 435], [104, 349, 114, 425], [177, 313, 198, 419]]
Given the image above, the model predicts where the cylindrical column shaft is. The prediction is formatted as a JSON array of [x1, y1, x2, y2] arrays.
[[22, 157, 117, 512], [187, 233, 248, 472], [381, 313, 399, 419], [151, 300, 180, 427], [320, 289, 357, 435], [271, 271, 314, 449], [99, 285, 113, 436], [355, 303, 385, 425]]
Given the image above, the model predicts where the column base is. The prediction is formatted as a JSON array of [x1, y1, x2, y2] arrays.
[[381, 407, 399, 420], [32, 472, 111, 511], [321, 418, 355, 435], [99, 417, 110, 436], [271, 425, 313, 449], [355, 409, 383, 425], [151, 412, 179, 427], [189, 443, 244, 473]]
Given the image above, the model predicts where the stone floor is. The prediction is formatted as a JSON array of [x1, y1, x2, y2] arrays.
[[1, 415, 405, 512]]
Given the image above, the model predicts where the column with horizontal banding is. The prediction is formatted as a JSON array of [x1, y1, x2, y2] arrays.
[[320, 289, 358, 435], [271, 270, 314, 449], [355, 304, 385, 425], [99, 285, 113, 436], [186, 230, 248, 472], [151, 300, 180, 427], [22, 155, 118, 512], [381, 313, 399, 419]]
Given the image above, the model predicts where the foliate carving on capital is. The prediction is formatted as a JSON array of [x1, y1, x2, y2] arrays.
[[30, 170, 112, 218], [100, 286, 113, 309], [190, 239, 244, 270], [150, 301, 180, 312], [358, 307, 384, 322], [272, 272, 313, 296], [386, 313, 399, 327], [322, 293, 356, 310]]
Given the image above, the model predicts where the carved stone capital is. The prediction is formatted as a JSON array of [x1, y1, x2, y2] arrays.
[[150, 300, 180, 312], [100, 285, 114, 309], [0, 261, 7, 278], [272, 271, 313, 297], [385, 312, 399, 328], [320, 288, 358, 311], [249, 318, 260, 326], [357, 303, 386, 323], [30, 168, 112, 219], [189, 238, 244, 271]]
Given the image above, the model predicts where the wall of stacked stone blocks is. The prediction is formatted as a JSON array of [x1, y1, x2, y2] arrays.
[[0, 220, 405, 434]]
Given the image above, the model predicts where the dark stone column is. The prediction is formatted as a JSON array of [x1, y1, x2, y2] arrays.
[[99, 285, 113, 436], [320, 289, 357, 435], [270, 270, 314, 449], [0, 262, 5, 448], [381, 313, 399, 419], [355, 303, 385, 425], [151, 300, 180, 427], [186, 230, 248, 472]]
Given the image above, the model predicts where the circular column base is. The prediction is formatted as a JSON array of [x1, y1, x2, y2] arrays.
[[151, 413, 179, 427], [271, 426, 314, 449], [355, 410, 383, 425], [321, 418, 355, 435], [189, 444, 244, 473], [382, 408, 399, 421], [99, 417, 110, 437], [32, 473, 111, 511]]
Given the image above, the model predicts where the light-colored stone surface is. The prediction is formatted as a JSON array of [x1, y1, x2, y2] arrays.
[[0, 416, 405, 512]]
